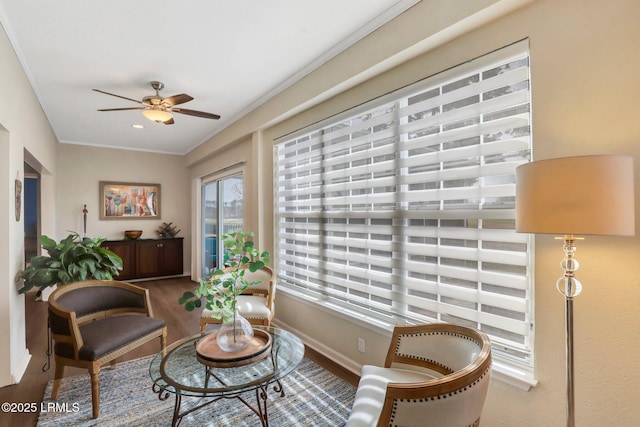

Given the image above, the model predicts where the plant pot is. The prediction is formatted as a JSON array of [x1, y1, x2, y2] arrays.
[[216, 309, 254, 352]]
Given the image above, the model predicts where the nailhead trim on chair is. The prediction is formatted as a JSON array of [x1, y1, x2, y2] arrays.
[[395, 331, 482, 351], [394, 331, 481, 374], [389, 331, 488, 427], [387, 366, 490, 427]]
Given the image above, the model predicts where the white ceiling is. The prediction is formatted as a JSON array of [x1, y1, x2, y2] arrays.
[[0, 0, 418, 154]]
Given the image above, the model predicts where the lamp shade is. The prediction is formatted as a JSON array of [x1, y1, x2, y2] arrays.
[[142, 109, 173, 123], [515, 155, 635, 236]]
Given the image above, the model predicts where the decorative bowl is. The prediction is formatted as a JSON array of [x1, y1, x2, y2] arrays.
[[124, 230, 143, 240]]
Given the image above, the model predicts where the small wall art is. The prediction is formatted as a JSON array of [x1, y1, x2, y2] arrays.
[[99, 181, 160, 220], [15, 173, 22, 221]]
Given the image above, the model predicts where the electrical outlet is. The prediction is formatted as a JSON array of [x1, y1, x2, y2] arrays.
[[357, 337, 366, 353]]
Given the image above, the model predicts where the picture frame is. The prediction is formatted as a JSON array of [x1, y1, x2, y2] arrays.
[[99, 181, 161, 220]]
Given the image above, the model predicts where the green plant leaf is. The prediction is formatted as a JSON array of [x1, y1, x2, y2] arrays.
[[27, 256, 46, 267], [184, 301, 196, 312], [180, 291, 195, 300], [58, 271, 72, 284], [248, 260, 265, 272], [178, 230, 271, 315], [92, 270, 105, 280], [18, 232, 123, 294], [39, 235, 57, 252]]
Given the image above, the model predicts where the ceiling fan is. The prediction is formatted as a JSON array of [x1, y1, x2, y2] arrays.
[[93, 81, 220, 125]]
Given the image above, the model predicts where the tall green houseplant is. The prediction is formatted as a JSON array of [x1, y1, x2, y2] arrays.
[[179, 231, 270, 322], [19, 232, 123, 296]]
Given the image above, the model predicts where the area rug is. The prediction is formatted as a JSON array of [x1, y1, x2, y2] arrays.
[[38, 356, 355, 426]]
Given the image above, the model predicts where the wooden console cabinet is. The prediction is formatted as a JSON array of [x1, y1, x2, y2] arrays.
[[103, 237, 183, 280]]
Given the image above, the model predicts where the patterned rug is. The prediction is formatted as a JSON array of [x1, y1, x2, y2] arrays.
[[38, 356, 355, 426]]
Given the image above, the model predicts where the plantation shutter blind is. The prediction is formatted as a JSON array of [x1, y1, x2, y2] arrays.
[[275, 40, 534, 372]]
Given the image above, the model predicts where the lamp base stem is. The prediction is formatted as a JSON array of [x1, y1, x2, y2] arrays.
[[556, 235, 582, 427], [565, 296, 575, 427]]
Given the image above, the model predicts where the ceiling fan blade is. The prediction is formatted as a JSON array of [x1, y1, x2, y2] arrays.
[[97, 107, 146, 111], [92, 89, 146, 105], [172, 108, 221, 120], [163, 94, 193, 106], [163, 118, 175, 125]]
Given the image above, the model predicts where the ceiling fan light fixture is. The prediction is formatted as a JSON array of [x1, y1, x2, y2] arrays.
[[142, 109, 173, 123]]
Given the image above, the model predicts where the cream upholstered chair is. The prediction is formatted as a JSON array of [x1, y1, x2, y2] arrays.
[[200, 265, 275, 331], [345, 323, 492, 427]]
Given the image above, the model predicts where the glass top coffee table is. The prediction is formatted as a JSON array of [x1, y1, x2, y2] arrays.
[[149, 326, 304, 427]]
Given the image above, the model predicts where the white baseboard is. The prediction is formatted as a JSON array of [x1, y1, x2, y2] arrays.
[[11, 349, 32, 384], [128, 272, 191, 283], [272, 319, 362, 377]]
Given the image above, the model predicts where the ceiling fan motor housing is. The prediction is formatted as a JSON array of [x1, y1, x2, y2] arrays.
[[143, 96, 164, 106]]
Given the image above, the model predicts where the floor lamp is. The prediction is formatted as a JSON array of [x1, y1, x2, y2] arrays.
[[515, 154, 635, 427]]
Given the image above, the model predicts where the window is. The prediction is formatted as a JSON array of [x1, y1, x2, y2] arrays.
[[201, 173, 244, 277], [274, 40, 534, 382]]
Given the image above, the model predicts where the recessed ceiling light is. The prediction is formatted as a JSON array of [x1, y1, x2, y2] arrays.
[[132, 124, 144, 129]]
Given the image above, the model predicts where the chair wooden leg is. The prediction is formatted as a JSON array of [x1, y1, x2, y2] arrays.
[[51, 362, 65, 399], [89, 364, 100, 419], [161, 328, 167, 350]]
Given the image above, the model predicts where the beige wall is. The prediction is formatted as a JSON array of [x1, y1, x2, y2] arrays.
[[187, 133, 278, 279], [0, 20, 193, 386], [56, 144, 191, 274], [2, 0, 640, 424], [189, 0, 640, 425], [0, 21, 58, 386]]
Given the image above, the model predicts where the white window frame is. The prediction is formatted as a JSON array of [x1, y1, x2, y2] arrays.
[[274, 40, 536, 389]]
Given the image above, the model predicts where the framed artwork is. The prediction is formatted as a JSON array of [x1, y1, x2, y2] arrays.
[[99, 181, 160, 220]]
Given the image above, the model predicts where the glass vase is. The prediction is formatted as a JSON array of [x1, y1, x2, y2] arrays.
[[216, 309, 254, 352]]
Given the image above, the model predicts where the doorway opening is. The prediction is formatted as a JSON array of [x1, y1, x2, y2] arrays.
[[24, 163, 40, 263]]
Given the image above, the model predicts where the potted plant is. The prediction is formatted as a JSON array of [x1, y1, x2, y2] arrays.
[[19, 232, 123, 298], [179, 231, 270, 352]]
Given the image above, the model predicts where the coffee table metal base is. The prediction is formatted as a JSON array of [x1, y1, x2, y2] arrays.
[[152, 379, 285, 427]]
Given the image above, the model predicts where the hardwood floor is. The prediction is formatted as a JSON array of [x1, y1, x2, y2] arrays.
[[0, 277, 358, 427]]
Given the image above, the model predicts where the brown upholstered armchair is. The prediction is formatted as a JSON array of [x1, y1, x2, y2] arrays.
[[48, 280, 167, 418]]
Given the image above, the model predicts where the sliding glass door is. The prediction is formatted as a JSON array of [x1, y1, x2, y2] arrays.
[[201, 174, 244, 277]]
